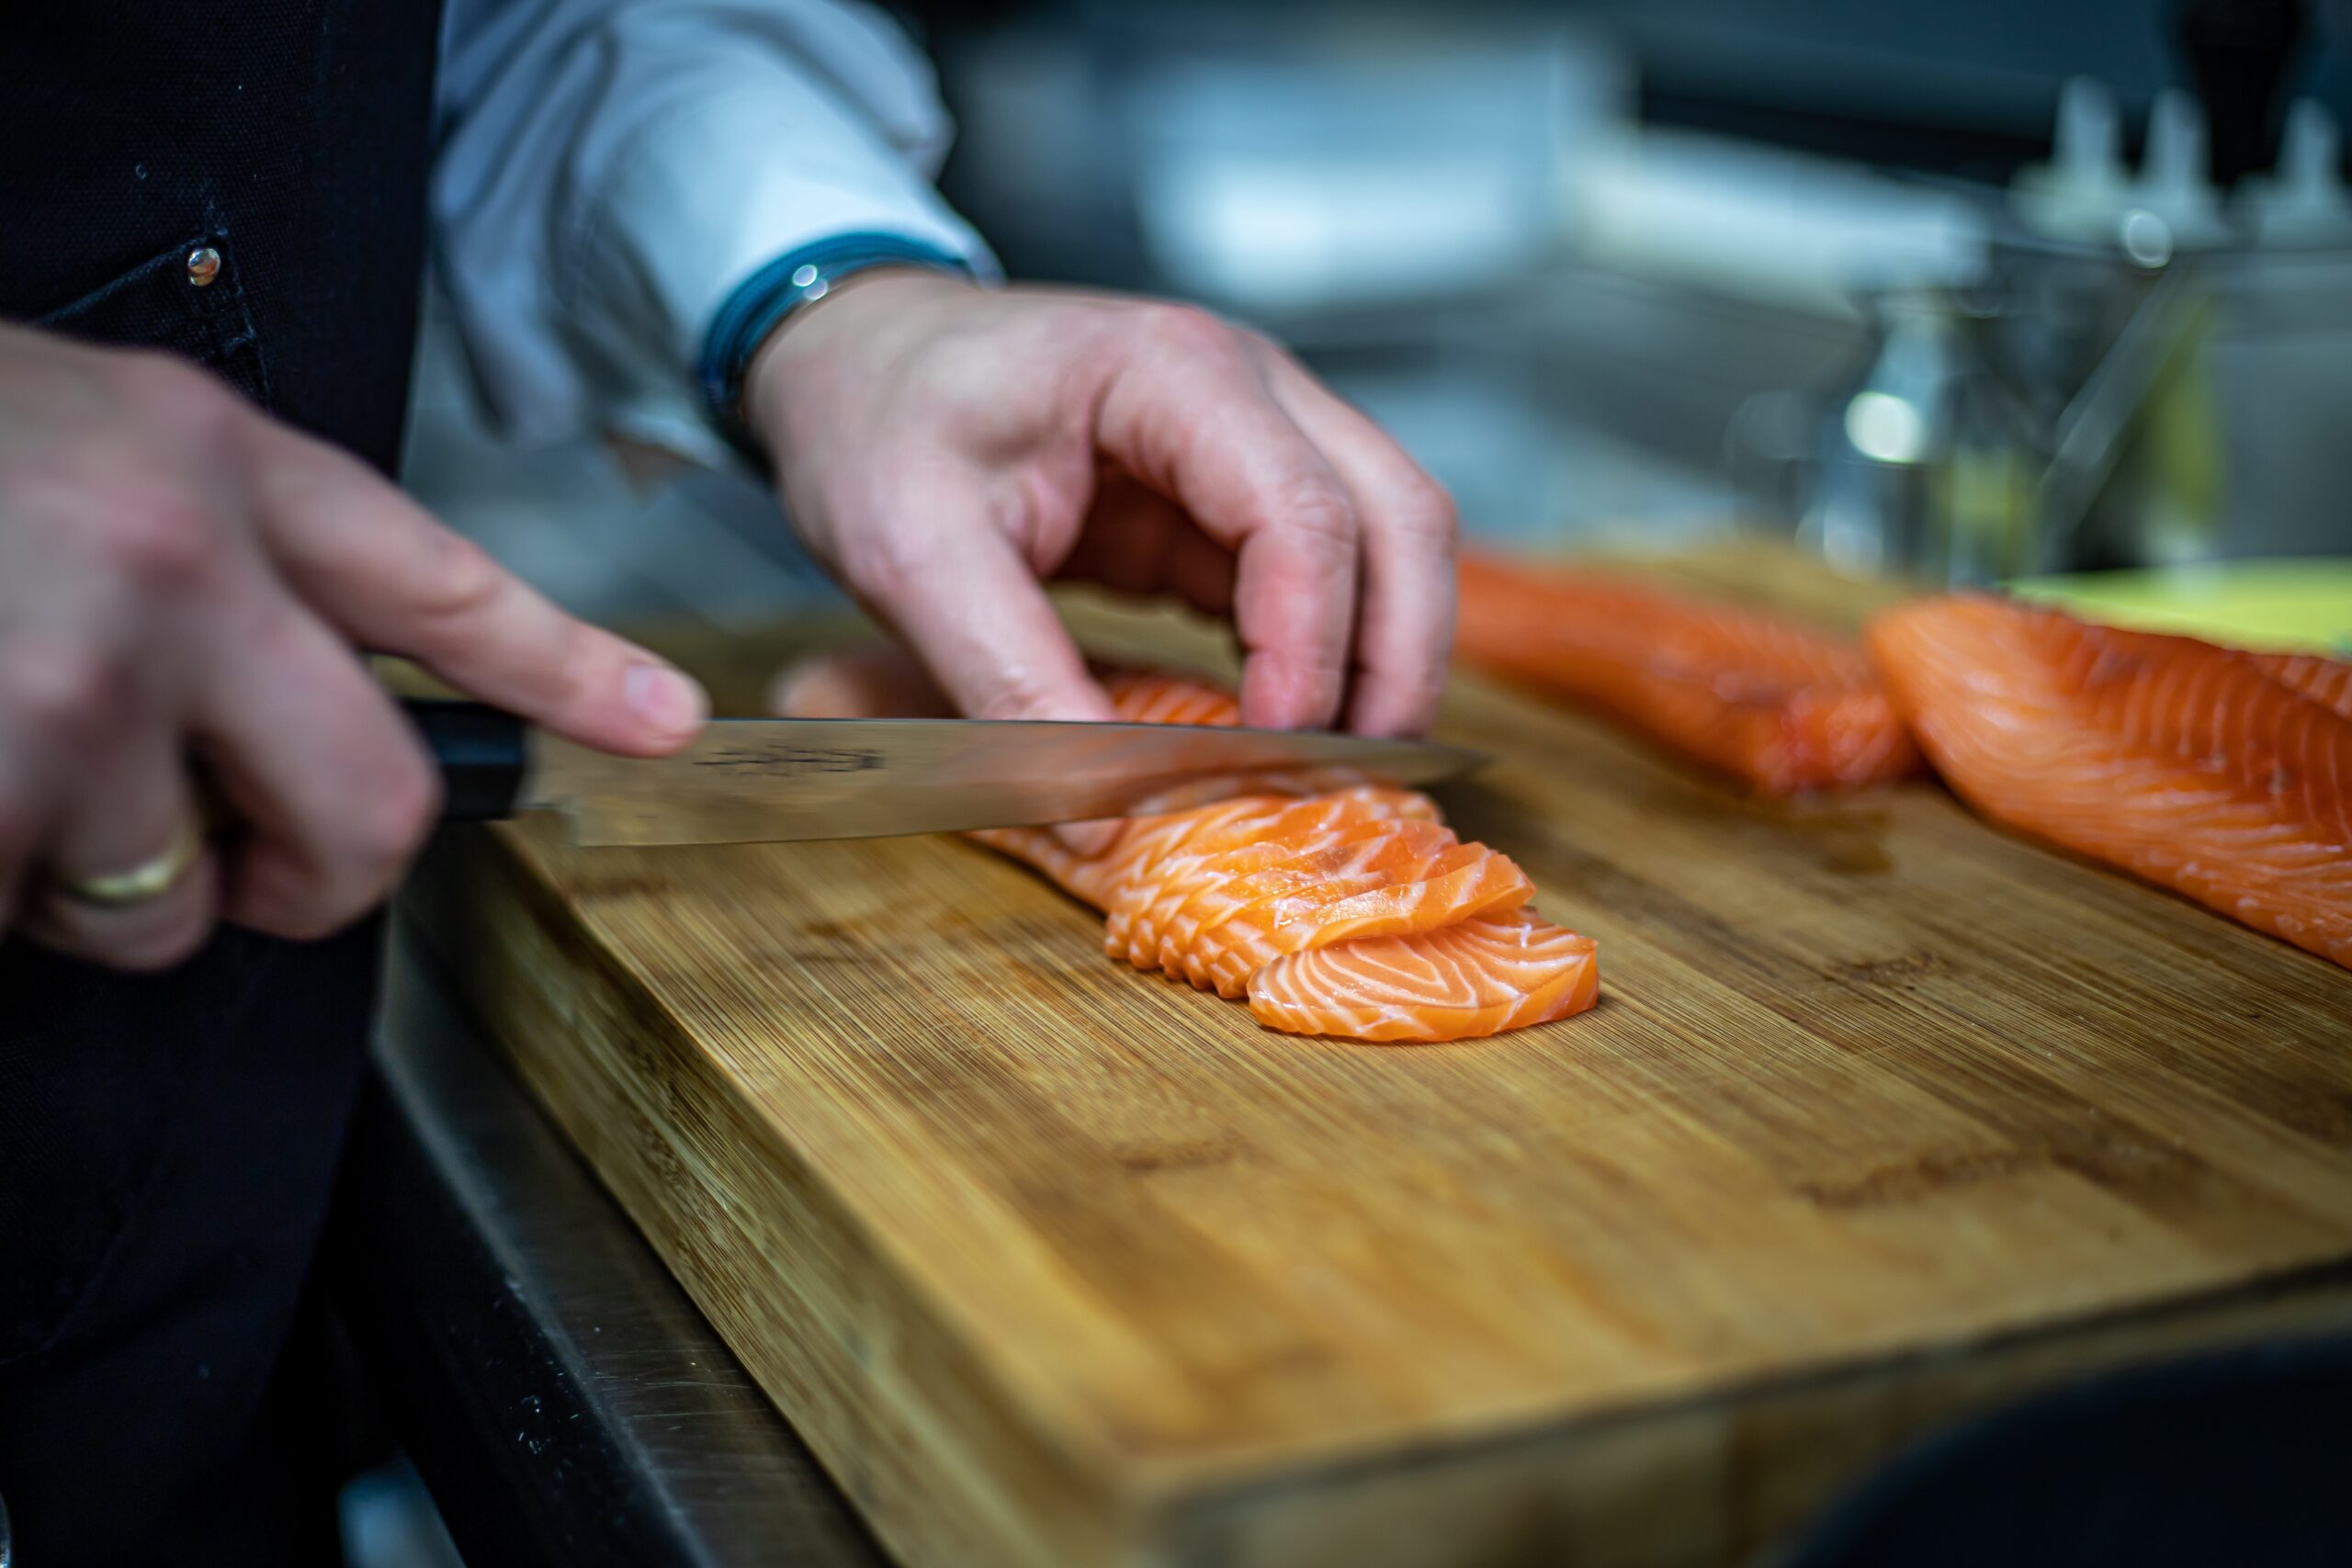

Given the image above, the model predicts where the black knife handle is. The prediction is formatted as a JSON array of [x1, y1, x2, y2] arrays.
[[402, 698, 527, 821]]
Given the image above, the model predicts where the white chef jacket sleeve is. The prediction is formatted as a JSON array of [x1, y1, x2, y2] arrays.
[[431, 0, 998, 464]]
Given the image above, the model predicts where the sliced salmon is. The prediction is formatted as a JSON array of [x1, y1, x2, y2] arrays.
[[1454, 552, 1921, 793], [1126, 812, 1412, 972], [1104, 671, 1241, 728], [1250, 909, 1600, 1042], [819, 665, 1599, 1042], [1106, 791, 1430, 966], [1148, 813, 1442, 966], [1867, 595, 2352, 970], [1184, 837, 1537, 998]]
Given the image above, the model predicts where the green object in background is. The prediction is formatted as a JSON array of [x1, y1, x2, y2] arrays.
[[2007, 561, 2352, 656]]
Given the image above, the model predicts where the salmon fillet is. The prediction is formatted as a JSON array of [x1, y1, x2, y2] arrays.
[[1454, 552, 1921, 793], [960, 671, 1599, 1041], [1866, 595, 2352, 970], [2246, 651, 2352, 721]]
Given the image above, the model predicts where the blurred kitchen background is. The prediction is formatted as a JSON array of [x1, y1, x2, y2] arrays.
[[402, 0, 2352, 637]]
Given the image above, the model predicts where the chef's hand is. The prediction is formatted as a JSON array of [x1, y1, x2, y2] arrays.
[[0, 321, 707, 969], [745, 272, 1456, 738]]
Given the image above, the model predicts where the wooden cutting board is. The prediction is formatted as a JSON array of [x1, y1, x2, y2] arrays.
[[403, 544, 2352, 1568]]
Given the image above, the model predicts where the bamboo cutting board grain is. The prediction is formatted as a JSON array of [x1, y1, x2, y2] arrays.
[[404, 547, 2352, 1568]]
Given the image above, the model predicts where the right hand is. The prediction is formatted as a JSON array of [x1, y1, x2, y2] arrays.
[[0, 322, 709, 969]]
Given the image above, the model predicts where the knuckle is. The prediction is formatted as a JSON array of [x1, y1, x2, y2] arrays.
[[840, 525, 931, 602], [343, 748, 442, 874], [410, 527, 506, 624], [1301, 647, 1354, 691], [971, 681, 1058, 724], [89, 485, 224, 588], [0, 637, 123, 748], [1390, 476, 1459, 553], [1135, 301, 1238, 361], [1273, 477, 1358, 549]]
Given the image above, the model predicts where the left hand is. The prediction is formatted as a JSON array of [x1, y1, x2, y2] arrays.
[[744, 272, 1456, 739]]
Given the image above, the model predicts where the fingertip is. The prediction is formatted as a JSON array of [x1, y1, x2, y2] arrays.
[[1238, 653, 1343, 733], [970, 666, 1121, 727], [1343, 671, 1447, 739], [621, 660, 709, 750], [767, 659, 851, 719], [767, 645, 954, 719], [1049, 673, 1123, 728], [541, 649, 707, 757]]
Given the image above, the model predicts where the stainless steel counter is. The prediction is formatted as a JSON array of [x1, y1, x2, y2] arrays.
[[332, 917, 881, 1568]]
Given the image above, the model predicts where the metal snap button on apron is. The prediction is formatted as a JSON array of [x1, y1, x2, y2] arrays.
[[186, 245, 222, 288]]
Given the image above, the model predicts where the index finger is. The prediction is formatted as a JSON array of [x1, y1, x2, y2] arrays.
[[241, 418, 706, 756], [1093, 307, 1362, 730]]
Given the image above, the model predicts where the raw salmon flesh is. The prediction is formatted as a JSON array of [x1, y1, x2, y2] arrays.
[[1454, 552, 1920, 793], [1868, 595, 2352, 969], [970, 674, 1600, 1042]]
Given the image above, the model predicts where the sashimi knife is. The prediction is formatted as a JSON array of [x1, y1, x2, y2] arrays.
[[404, 698, 1486, 847]]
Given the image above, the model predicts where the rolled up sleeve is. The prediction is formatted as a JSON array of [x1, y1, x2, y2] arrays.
[[433, 0, 997, 462]]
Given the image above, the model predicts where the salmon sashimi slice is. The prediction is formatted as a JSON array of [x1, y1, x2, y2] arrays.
[[1250, 909, 1600, 1042], [1159, 821, 1475, 993], [1454, 551, 1921, 793], [1090, 797, 1304, 942], [1103, 671, 1242, 727], [1866, 595, 2352, 970], [1120, 814, 1407, 971], [1105, 792, 1431, 964], [840, 666, 1598, 1042], [1138, 816, 1442, 973], [1186, 838, 1537, 998]]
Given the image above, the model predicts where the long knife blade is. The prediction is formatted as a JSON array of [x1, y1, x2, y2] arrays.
[[518, 716, 1485, 847]]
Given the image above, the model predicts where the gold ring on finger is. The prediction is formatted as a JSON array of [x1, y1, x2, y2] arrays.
[[52, 813, 208, 908]]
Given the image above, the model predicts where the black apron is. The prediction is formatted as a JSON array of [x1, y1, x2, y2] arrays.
[[0, 4, 442, 1562]]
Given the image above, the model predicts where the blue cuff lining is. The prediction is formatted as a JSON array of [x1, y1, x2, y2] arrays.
[[695, 231, 975, 466]]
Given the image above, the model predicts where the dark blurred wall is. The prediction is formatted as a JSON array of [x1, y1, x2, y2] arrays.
[[1595, 0, 2346, 179], [896, 0, 2347, 183]]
